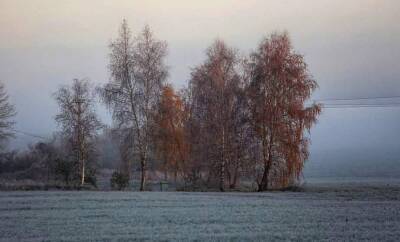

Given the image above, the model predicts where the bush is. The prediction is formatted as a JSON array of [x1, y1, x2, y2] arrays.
[[110, 171, 129, 190], [54, 158, 74, 185], [85, 175, 97, 188]]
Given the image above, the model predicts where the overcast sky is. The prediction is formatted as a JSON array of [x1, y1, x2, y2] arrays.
[[0, 0, 399, 160]]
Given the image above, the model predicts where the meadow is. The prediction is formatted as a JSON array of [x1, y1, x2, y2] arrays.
[[1, 178, 400, 241]]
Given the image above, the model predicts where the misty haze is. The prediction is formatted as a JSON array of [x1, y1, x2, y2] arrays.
[[0, 0, 399, 241]]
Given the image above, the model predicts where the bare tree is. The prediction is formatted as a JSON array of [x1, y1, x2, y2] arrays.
[[54, 79, 102, 186], [0, 81, 16, 148], [188, 40, 242, 191], [101, 20, 168, 191]]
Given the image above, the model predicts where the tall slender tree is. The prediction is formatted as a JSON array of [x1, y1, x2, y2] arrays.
[[101, 20, 168, 191], [0, 81, 16, 148], [188, 40, 242, 191], [153, 84, 187, 180], [247, 32, 321, 191], [55, 79, 102, 186]]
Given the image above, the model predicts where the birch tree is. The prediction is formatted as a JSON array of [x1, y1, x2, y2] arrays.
[[101, 20, 168, 191], [0, 81, 16, 148], [54, 79, 102, 186], [188, 40, 241, 191], [247, 32, 321, 191]]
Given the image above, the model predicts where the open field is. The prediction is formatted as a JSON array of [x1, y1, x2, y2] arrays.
[[1, 179, 400, 241]]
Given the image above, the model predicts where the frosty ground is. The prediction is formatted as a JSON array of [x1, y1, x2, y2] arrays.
[[1, 178, 400, 241]]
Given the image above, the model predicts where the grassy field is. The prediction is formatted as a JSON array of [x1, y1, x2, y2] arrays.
[[1, 179, 400, 241]]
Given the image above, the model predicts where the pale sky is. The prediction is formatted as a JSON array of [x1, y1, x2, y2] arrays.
[[0, 0, 399, 166]]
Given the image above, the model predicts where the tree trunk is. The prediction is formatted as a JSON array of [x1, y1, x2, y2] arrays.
[[140, 156, 146, 191], [219, 128, 225, 192], [81, 159, 85, 186], [258, 169, 268, 191], [258, 158, 272, 191], [174, 170, 177, 183], [229, 165, 239, 189], [220, 160, 225, 192], [258, 129, 273, 192], [65, 173, 69, 186], [164, 169, 168, 181]]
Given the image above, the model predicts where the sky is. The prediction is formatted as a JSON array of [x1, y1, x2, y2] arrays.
[[0, 0, 399, 171]]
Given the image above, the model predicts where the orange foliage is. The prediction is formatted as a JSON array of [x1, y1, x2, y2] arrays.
[[247, 32, 321, 190], [153, 85, 187, 179]]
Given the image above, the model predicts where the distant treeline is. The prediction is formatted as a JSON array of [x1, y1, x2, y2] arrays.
[[0, 20, 321, 191]]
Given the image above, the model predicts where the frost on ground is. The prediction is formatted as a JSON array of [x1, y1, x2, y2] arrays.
[[1, 179, 400, 241]]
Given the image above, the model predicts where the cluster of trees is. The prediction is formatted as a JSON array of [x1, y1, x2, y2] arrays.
[[151, 36, 321, 191], [0, 20, 320, 191], [99, 20, 320, 191], [0, 138, 79, 186]]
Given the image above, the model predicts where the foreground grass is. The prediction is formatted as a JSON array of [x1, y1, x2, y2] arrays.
[[1, 180, 400, 241]]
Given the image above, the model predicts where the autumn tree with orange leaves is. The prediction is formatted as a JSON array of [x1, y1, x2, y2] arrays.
[[153, 85, 188, 181], [247, 32, 321, 191]]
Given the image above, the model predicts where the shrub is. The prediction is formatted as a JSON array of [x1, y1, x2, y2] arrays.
[[85, 175, 97, 188], [54, 158, 74, 186], [110, 171, 129, 190]]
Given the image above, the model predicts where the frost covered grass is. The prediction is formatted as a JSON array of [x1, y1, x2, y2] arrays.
[[1, 179, 400, 241]]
